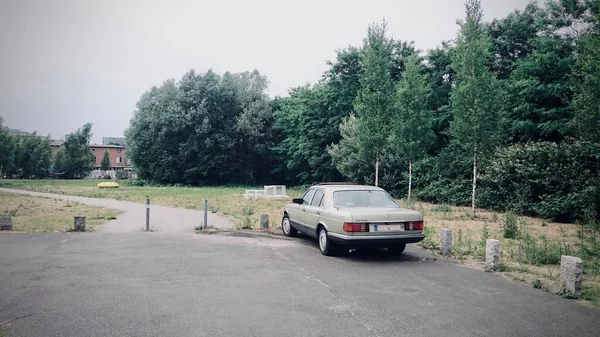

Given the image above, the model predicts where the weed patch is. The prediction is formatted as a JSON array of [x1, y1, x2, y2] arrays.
[[503, 211, 519, 239], [241, 204, 255, 216]]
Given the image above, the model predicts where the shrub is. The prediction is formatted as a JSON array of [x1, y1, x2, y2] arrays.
[[478, 222, 490, 259], [453, 229, 476, 259], [503, 211, 519, 239], [241, 204, 255, 216], [480, 141, 600, 223], [236, 216, 255, 229], [431, 204, 452, 213], [418, 226, 438, 250], [519, 231, 573, 265], [124, 179, 147, 187], [116, 170, 129, 180]]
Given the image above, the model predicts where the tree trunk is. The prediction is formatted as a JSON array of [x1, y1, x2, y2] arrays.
[[375, 153, 380, 187], [407, 160, 412, 201], [471, 146, 477, 217]]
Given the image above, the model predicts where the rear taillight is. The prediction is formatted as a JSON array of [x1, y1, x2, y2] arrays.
[[343, 223, 367, 232], [406, 221, 424, 231]]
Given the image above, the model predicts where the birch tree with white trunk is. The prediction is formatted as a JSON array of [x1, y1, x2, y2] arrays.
[[353, 21, 395, 187], [450, 0, 501, 215], [392, 54, 434, 201]]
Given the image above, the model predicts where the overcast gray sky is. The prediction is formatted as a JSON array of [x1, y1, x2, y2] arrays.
[[0, 0, 531, 143]]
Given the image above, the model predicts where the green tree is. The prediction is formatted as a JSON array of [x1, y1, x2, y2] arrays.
[[127, 69, 276, 185], [101, 149, 110, 170], [0, 116, 17, 177], [425, 42, 455, 154], [573, 7, 600, 142], [53, 149, 68, 175], [14, 133, 52, 179], [328, 115, 371, 183], [61, 123, 95, 179], [450, 0, 501, 214], [353, 21, 395, 186], [392, 54, 434, 200]]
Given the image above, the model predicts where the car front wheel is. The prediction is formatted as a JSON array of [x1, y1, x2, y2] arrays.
[[318, 227, 336, 256], [282, 215, 297, 237]]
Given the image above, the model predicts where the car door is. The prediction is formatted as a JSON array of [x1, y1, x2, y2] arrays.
[[303, 188, 325, 234], [290, 188, 316, 232]]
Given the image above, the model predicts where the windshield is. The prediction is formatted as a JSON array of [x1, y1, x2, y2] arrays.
[[333, 190, 399, 208]]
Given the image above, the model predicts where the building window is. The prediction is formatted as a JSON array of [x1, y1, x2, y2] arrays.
[[117, 148, 122, 153], [116, 157, 122, 164], [92, 148, 95, 152]]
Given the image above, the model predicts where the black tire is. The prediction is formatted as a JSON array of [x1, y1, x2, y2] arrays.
[[387, 243, 407, 255], [318, 227, 337, 256], [282, 214, 297, 237]]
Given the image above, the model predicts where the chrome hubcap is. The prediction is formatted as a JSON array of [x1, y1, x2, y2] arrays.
[[283, 218, 290, 233], [319, 230, 327, 251]]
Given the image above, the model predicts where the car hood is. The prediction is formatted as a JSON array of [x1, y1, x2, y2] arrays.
[[344, 207, 422, 222]]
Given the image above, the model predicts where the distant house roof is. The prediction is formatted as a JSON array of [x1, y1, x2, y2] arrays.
[[90, 144, 126, 149], [102, 137, 126, 146], [50, 140, 64, 146]]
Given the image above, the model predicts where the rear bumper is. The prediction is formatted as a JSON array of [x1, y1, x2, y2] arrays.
[[328, 232, 425, 248]]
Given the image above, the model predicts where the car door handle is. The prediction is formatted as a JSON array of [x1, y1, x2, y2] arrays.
[[316, 211, 321, 215], [302, 208, 306, 212]]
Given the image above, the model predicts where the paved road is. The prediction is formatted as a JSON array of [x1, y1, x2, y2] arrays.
[[1, 231, 599, 337], [0, 188, 233, 232]]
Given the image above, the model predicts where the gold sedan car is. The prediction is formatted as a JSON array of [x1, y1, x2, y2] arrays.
[[282, 183, 425, 256]]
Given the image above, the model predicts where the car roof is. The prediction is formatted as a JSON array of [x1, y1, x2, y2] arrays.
[[311, 183, 384, 191]]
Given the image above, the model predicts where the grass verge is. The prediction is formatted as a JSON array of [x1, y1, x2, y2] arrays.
[[0, 192, 122, 232]]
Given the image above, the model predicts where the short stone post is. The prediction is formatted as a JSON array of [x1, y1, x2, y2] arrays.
[[561, 255, 583, 297], [485, 239, 501, 272], [0, 215, 13, 231], [259, 214, 269, 229], [74, 216, 86, 232], [440, 228, 452, 256]]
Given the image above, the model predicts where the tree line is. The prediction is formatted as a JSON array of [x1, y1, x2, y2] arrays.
[[0, 119, 96, 179], [126, 0, 599, 223]]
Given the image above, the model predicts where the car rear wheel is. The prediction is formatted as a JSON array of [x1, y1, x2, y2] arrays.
[[318, 227, 336, 256], [387, 243, 407, 255], [282, 215, 297, 237]]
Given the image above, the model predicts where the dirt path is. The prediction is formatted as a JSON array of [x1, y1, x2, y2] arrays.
[[0, 187, 234, 232]]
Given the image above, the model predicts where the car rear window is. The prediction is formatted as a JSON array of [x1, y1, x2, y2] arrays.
[[333, 190, 398, 208]]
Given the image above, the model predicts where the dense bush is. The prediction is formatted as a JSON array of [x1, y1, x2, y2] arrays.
[[480, 141, 600, 222]]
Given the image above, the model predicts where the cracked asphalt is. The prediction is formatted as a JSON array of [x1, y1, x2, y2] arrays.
[[1, 231, 599, 337]]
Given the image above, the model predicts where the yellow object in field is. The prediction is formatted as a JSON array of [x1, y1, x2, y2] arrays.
[[97, 182, 120, 189]]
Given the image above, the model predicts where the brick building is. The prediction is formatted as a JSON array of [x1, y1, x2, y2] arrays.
[[49, 141, 134, 178], [91, 144, 129, 169]]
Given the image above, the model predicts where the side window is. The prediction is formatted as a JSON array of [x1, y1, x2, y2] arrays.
[[302, 189, 316, 205], [311, 189, 325, 207]]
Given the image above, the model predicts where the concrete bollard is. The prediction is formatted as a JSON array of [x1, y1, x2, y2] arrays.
[[74, 216, 86, 232], [260, 214, 269, 229], [0, 215, 13, 231], [485, 239, 501, 271], [440, 228, 452, 256], [561, 255, 583, 297]]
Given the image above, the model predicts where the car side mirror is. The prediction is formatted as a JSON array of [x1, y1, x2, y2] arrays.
[[292, 198, 304, 205]]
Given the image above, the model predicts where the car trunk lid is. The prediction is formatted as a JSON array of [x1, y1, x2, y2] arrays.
[[346, 207, 423, 236]]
